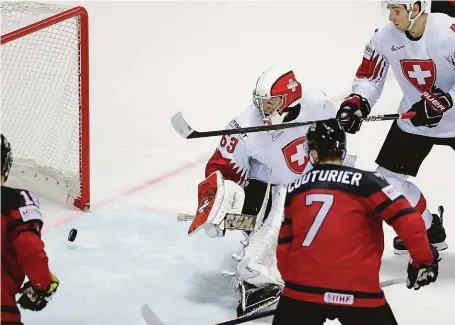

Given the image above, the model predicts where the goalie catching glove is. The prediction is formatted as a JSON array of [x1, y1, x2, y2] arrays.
[[17, 272, 59, 311], [188, 171, 245, 237]]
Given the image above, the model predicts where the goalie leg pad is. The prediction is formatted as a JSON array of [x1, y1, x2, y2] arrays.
[[234, 185, 287, 288]]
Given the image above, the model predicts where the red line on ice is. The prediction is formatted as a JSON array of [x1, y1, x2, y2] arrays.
[[43, 155, 208, 232]]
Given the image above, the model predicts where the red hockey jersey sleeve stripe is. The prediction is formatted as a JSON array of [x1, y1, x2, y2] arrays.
[[368, 190, 433, 266], [385, 207, 416, 225]]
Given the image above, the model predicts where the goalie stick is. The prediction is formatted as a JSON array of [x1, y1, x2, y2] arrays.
[[171, 112, 416, 139], [141, 276, 406, 325], [178, 212, 258, 232]]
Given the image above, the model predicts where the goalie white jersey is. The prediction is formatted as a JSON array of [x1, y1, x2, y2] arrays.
[[205, 88, 337, 187], [353, 13, 455, 138]]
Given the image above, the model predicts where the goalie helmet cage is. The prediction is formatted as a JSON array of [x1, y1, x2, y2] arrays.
[[1, 2, 90, 211]]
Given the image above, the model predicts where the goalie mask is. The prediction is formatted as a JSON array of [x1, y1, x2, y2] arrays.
[[1, 134, 13, 182], [253, 66, 302, 125], [382, 0, 429, 30]]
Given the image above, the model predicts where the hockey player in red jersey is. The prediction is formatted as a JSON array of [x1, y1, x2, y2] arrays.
[[337, 0, 454, 254], [273, 119, 440, 325], [186, 66, 357, 317], [1, 134, 59, 324]]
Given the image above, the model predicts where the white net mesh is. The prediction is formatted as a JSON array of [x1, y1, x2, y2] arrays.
[[1, 2, 83, 204]]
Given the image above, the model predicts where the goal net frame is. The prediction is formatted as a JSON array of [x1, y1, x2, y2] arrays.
[[1, 3, 90, 211]]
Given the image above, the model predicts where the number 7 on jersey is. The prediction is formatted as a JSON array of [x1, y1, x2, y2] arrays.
[[302, 193, 334, 247]]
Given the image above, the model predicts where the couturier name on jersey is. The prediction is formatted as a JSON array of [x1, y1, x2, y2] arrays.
[[288, 169, 363, 192]]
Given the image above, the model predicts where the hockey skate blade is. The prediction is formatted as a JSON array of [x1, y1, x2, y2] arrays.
[[433, 242, 448, 251], [393, 249, 410, 256], [171, 112, 194, 138], [394, 242, 449, 255], [141, 304, 165, 325]]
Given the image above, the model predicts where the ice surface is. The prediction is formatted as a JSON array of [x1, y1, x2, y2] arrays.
[[16, 1, 454, 324]]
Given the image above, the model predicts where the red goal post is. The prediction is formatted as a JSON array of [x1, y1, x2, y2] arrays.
[[1, 2, 90, 211]]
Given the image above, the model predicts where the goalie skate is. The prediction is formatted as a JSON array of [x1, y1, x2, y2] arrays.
[[236, 282, 282, 318]]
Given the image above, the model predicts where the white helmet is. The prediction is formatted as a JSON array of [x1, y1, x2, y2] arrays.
[[253, 65, 302, 125], [382, 0, 430, 30]]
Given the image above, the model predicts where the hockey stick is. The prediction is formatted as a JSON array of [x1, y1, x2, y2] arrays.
[[171, 112, 416, 139], [176, 207, 262, 233], [141, 304, 274, 325], [142, 277, 406, 325], [253, 168, 272, 232]]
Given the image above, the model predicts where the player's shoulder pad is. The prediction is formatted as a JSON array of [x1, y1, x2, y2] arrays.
[[301, 87, 329, 106], [297, 89, 335, 124], [1, 186, 42, 222], [368, 22, 395, 50], [299, 88, 335, 117]]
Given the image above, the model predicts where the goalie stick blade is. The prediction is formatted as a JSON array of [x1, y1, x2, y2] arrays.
[[171, 112, 196, 139], [141, 304, 165, 325], [380, 276, 407, 287], [141, 303, 274, 325], [141, 276, 403, 325]]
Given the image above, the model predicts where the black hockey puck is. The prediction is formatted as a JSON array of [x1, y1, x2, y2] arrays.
[[68, 228, 77, 242]]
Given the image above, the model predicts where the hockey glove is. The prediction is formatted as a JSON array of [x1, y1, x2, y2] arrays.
[[17, 272, 59, 311], [406, 246, 440, 290], [336, 94, 371, 134], [408, 87, 453, 128]]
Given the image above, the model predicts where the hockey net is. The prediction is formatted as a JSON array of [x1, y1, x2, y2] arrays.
[[1, 2, 90, 211]]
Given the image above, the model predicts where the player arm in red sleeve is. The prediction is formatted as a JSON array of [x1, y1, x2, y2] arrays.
[[368, 184, 433, 266], [276, 206, 293, 280], [10, 215, 51, 291]]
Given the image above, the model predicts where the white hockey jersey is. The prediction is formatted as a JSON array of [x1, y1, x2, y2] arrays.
[[352, 13, 455, 138], [205, 88, 337, 187]]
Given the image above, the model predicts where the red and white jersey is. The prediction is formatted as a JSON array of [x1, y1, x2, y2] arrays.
[[205, 88, 336, 187], [353, 13, 455, 138]]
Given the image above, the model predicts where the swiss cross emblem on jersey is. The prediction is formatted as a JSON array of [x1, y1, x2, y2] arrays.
[[282, 137, 309, 174], [287, 79, 298, 92], [400, 59, 436, 93]]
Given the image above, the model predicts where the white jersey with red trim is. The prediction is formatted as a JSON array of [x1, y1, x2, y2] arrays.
[[352, 13, 455, 138], [204, 88, 337, 187]]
